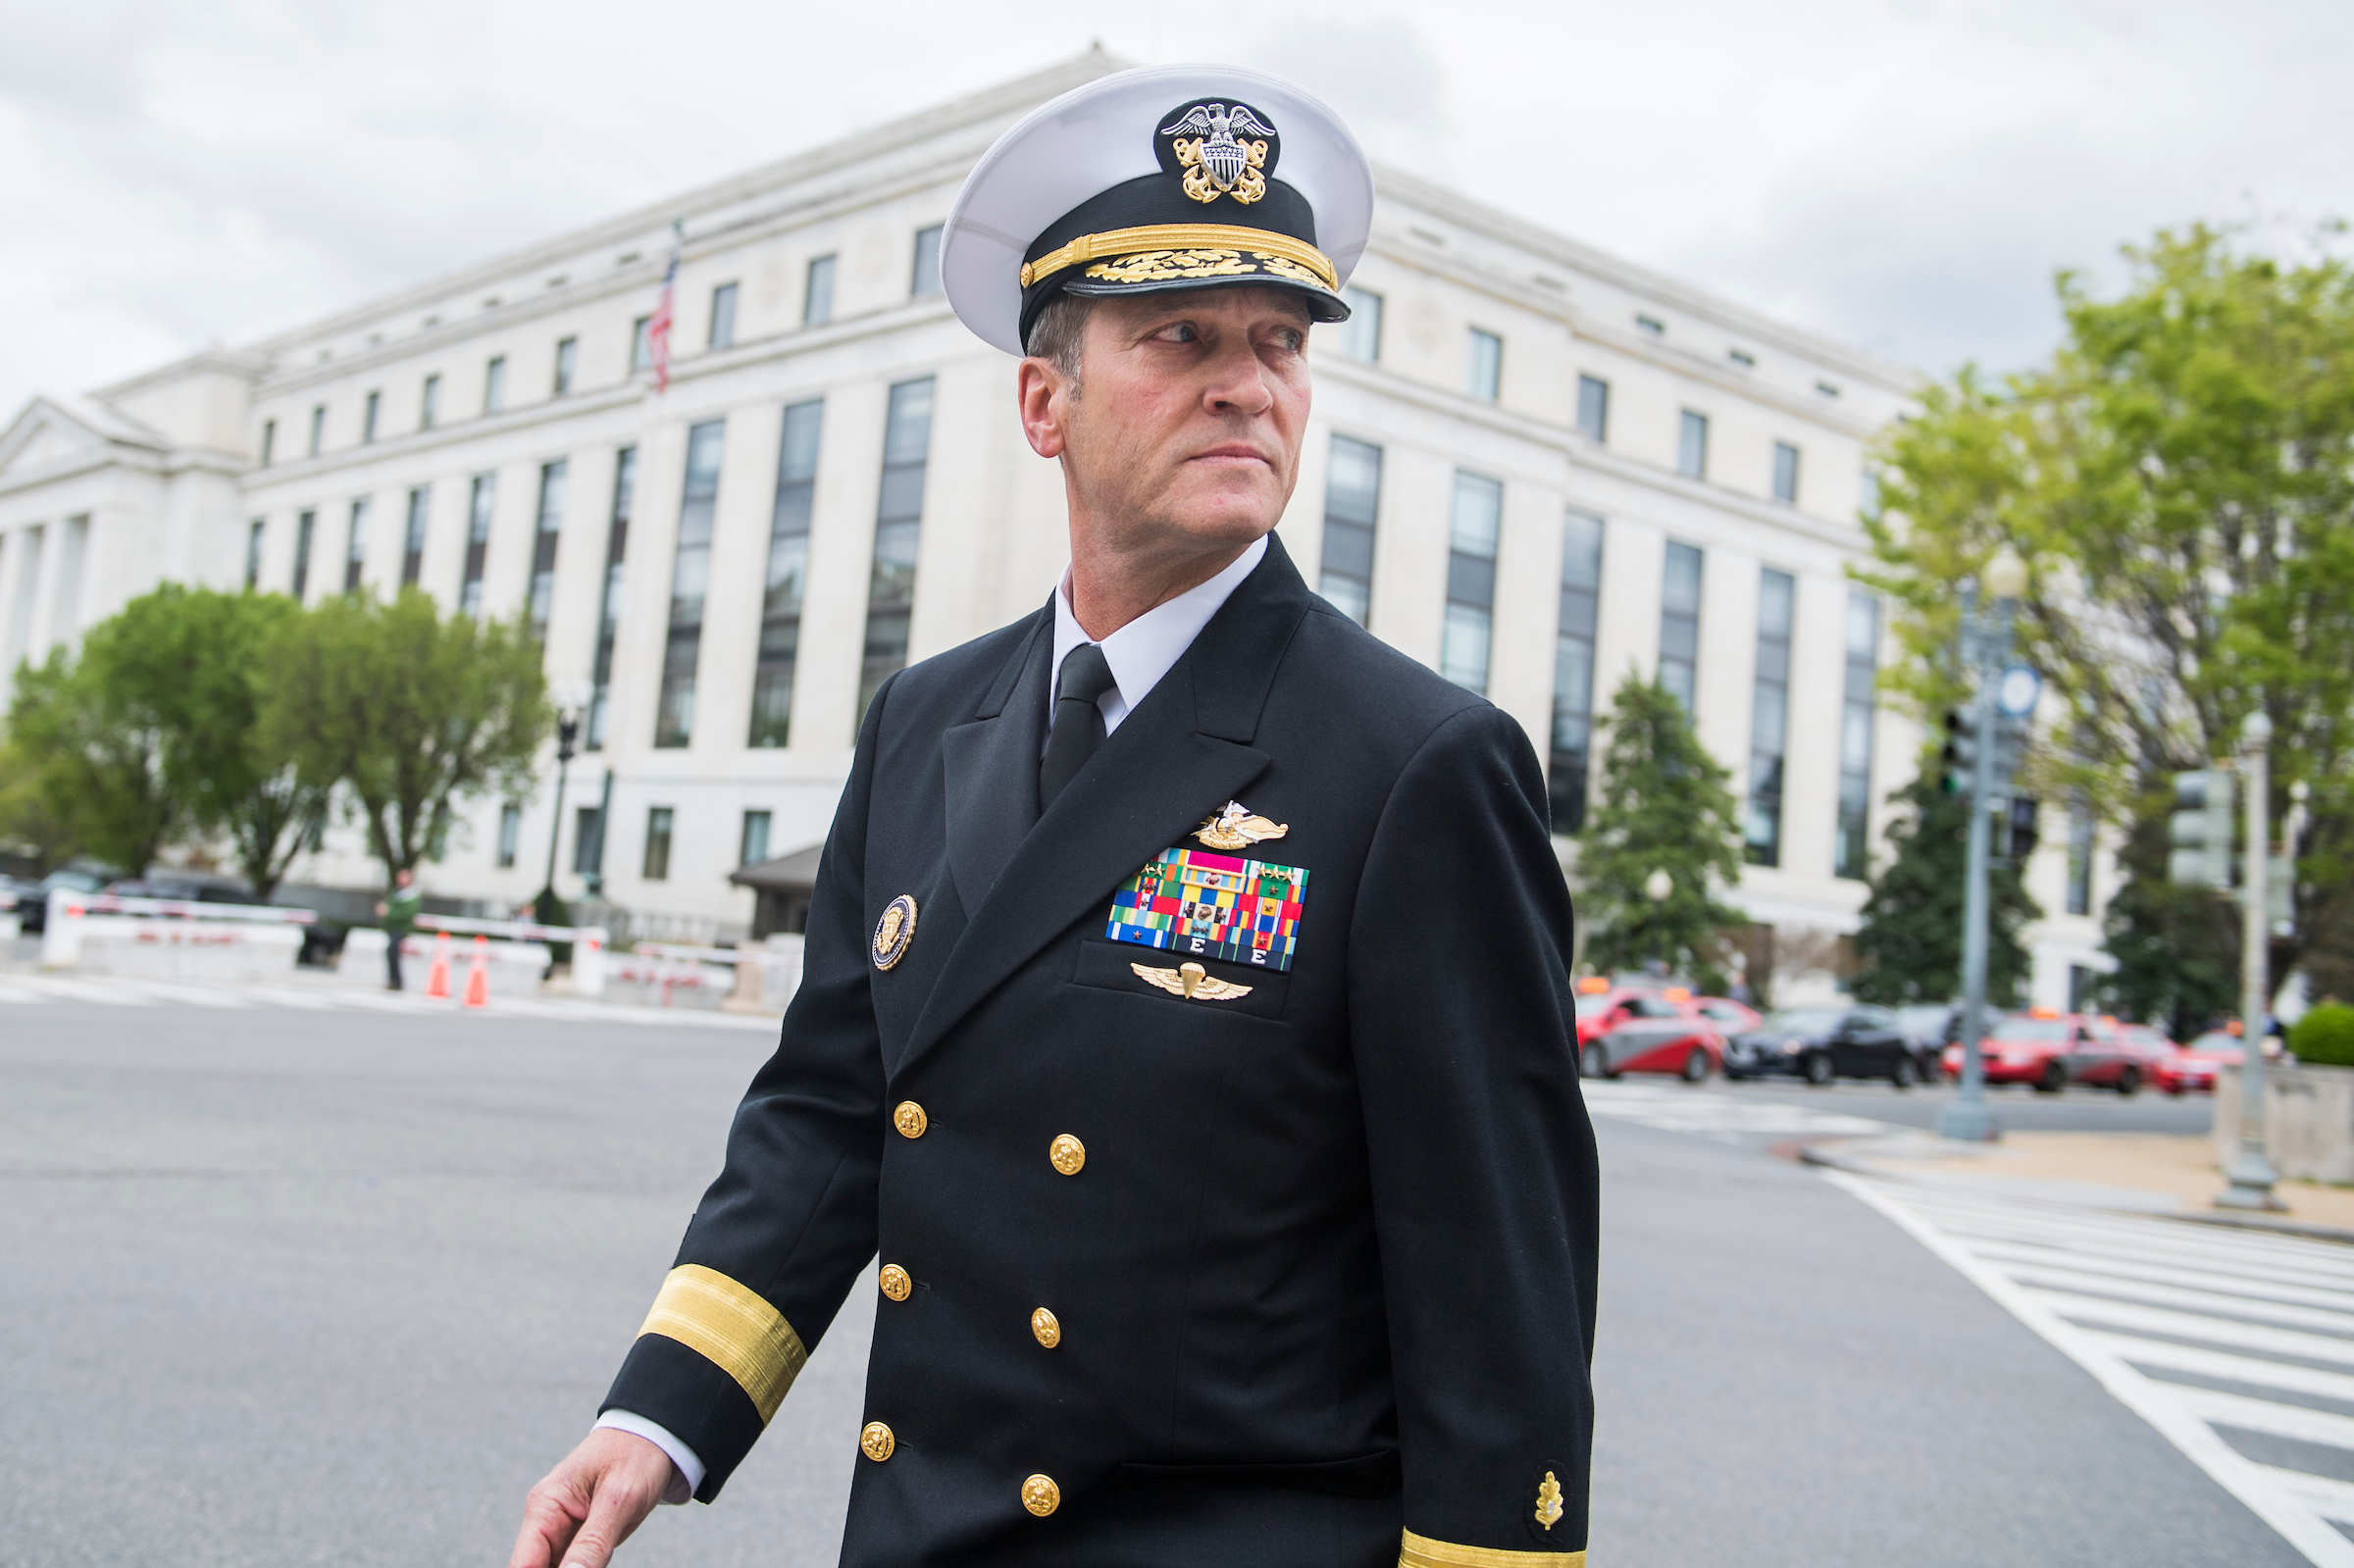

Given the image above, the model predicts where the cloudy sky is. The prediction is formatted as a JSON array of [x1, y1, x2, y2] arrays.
[[3, 0, 2346, 421]]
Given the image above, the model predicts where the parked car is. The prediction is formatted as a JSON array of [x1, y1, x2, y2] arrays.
[[1692, 995, 1763, 1036], [1895, 1003, 1961, 1052], [1573, 985, 1698, 1045], [1724, 1003, 1922, 1087], [102, 873, 255, 904], [16, 868, 106, 935], [1941, 1011, 2139, 1092], [2155, 1030, 2243, 1095], [1580, 1016, 1722, 1083]]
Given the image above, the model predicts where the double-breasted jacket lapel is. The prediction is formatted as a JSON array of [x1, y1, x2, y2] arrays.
[[892, 534, 1316, 1084], [938, 611, 1051, 920]]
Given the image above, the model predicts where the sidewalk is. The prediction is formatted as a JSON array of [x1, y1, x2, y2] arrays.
[[1802, 1127, 2354, 1243]]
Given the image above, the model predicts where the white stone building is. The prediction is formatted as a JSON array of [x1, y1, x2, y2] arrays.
[[0, 50, 2114, 1005]]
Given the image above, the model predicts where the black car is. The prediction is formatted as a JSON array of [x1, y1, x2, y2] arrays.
[[1723, 1003, 1925, 1087]]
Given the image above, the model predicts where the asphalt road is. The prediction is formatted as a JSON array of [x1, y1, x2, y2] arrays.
[[0, 995, 2306, 1566]]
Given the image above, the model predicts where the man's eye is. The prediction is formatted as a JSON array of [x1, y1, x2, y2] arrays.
[[1157, 322, 1199, 342]]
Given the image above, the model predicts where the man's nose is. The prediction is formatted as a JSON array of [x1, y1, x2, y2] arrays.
[[1203, 343, 1275, 416]]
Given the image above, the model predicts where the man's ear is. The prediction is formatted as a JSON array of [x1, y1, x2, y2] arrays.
[[1017, 357, 1070, 460]]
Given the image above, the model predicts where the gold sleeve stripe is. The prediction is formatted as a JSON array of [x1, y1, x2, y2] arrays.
[[1399, 1531, 1587, 1568], [637, 1264, 808, 1424], [1019, 225, 1338, 291]]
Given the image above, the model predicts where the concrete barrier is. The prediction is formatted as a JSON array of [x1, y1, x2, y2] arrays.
[[2217, 1057, 2354, 1184], [337, 928, 550, 997], [42, 888, 314, 979]]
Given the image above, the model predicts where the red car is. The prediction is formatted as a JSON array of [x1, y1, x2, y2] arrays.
[[1693, 995, 1764, 1036], [2155, 1030, 2243, 1095], [1573, 985, 1698, 1045], [1572, 982, 1721, 1081], [1943, 1011, 2134, 1093]]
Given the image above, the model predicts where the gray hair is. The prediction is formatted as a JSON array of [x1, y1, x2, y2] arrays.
[[1023, 291, 1096, 385]]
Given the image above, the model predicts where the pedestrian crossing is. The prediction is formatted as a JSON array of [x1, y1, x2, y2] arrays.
[[1831, 1172, 2354, 1567], [1581, 1080, 1900, 1141], [0, 971, 778, 1031]]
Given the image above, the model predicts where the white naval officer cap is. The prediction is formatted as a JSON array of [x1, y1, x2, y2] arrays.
[[940, 64, 1375, 358]]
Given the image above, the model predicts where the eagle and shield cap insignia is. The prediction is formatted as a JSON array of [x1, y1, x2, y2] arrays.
[[1156, 100, 1281, 205]]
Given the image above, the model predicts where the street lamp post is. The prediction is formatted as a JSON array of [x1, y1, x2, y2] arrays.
[[1939, 548, 2026, 1144], [537, 689, 588, 921], [2218, 707, 2283, 1211]]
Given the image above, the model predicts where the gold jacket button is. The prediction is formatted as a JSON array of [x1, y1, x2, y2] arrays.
[[879, 1264, 912, 1301], [1021, 1473, 1060, 1516], [1031, 1307, 1060, 1348], [894, 1101, 928, 1138], [860, 1422, 896, 1462], [1049, 1133, 1085, 1175]]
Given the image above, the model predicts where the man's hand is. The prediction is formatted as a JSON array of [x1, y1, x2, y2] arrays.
[[509, 1428, 677, 1568]]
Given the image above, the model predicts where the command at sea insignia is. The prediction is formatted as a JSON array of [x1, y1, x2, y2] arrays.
[[592, 61, 1595, 1568]]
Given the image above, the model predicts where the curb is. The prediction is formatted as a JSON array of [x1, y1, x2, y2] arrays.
[[1798, 1141, 2354, 1247]]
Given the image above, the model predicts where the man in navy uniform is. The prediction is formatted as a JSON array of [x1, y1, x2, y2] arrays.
[[512, 63, 1597, 1568]]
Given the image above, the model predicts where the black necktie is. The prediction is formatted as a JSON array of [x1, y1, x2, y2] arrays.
[[1040, 642, 1117, 807]]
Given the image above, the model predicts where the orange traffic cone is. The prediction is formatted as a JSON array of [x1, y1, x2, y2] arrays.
[[462, 936, 490, 1008], [424, 932, 453, 999]]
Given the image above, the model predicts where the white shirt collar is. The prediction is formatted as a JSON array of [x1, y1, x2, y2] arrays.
[[1049, 533, 1268, 738]]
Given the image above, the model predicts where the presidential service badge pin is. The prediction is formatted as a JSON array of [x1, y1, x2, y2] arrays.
[[1193, 799, 1288, 850], [1106, 844, 1306, 972], [872, 893, 918, 971]]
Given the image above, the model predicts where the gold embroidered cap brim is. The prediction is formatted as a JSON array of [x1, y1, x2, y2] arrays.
[[1020, 224, 1337, 292], [1398, 1531, 1586, 1568], [638, 1264, 808, 1423]]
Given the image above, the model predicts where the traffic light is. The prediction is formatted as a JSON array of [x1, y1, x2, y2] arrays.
[[1940, 710, 1978, 794], [2167, 768, 2235, 888], [2007, 796, 2041, 862]]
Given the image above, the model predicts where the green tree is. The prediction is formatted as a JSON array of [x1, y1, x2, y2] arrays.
[[1577, 672, 1745, 984], [1865, 224, 2354, 986], [1850, 773, 2039, 1007], [259, 588, 550, 881], [2098, 807, 2239, 1037]]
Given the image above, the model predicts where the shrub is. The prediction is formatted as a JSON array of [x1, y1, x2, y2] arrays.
[[2289, 1004, 2354, 1067]]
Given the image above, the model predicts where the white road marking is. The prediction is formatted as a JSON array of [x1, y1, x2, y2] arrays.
[[1579, 1082, 1900, 1140], [0, 974, 779, 1030], [1832, 1172, 2354, 1567]]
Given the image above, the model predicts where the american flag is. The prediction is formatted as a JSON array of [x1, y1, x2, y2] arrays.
[[648, 220, 682, 392]]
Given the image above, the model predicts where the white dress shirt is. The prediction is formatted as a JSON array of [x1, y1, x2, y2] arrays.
[[596, 532, 1268, 1503]]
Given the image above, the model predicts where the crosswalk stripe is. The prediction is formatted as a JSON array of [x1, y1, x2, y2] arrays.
[[2004, 1263, 2354, 1335], [0, 972, 783, 1029], [1972, 1240, 2354, 1311], [1828, 1170, 2354, 1568]]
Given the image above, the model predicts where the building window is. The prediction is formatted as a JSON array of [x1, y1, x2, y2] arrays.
[[343, 497, 369, 593], [1441, 472, 1502, 693], [245, 519, 265, 589], [804, 254, 838, 326], [708, 282, 739, 349], [1576, 376, 1609, 443], [484, 356, 506, 416], [528, 460, 567, 640], [2067, 803, 2095, 915], [1659, 541, 1702, 714], [1836, 592, 1879, 878], [291, 510, 317, 599], [1550, 510, 1605, 834], [740, 809, 772, 867], [1318, 434, 1381, 626], [1859, 469, 1882, 523], [308, 406, 326, 457], [421, 375, 440, 430], [642, 806, 674, 881], [461, 473, 494, 618], [1745, 568, 1794, 867], [751, 399, 823, 747], [631, 317, 652, 373], [362, 390, 381, 443], [401, 487, 428, 587], [587, 447, 636, 751], [1466, 329, 1502, 402], [1338, 286, 1382, 362], [1772, 441, 1801, 505], [496, 803, 521, 869], [910, 226, 944, 298], [657, 420, 725, 747], [553, 336, 578, 395], [860, 378, 933, 715], [572, 805, 603, 877], [1636, 314, 1665, 335], [259, 419, 276, 467], [1678, 410, 1709, 480]]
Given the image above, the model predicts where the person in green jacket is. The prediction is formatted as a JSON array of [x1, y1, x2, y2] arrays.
[[375, 869, 421, 991]]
